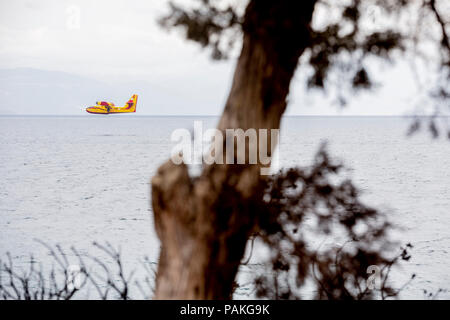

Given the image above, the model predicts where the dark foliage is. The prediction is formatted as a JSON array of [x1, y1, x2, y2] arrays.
[[158, 0, 242, 60], [159, 0, 450, 137], [250, 145, 415, 299]]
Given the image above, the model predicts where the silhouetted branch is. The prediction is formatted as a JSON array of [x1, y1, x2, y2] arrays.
[[251, 145, 418, 299], [0, 242, 155, 300]]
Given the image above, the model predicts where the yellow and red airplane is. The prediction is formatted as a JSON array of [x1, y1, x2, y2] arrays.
[[86, 94, 138, 114]]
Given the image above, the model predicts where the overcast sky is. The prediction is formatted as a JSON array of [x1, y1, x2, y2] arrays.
[[0, 0, 438, 115]]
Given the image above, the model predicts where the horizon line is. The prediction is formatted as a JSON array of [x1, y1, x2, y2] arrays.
[[0, 114, 447, 118]]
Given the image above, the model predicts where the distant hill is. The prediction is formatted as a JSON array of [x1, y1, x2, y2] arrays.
[[0, 68, 119, 114], [0, 67, 234, 115], [0, 68, 182, 115]]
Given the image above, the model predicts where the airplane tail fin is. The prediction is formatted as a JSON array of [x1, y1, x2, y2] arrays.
[[124, 94, 138, 112]]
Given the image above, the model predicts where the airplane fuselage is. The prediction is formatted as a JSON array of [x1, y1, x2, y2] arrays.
[[86, 94, 138, 114]]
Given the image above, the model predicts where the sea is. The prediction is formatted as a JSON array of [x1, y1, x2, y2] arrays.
[[0, 115, 449, 299]]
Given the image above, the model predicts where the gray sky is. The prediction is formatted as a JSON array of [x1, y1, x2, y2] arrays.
[[0, 0, 439, 115]]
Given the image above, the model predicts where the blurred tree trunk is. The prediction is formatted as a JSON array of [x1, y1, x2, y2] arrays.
[[151, 1, 316, 299]]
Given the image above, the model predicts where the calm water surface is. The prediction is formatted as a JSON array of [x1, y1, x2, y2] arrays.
[[0, 116, 449, 299]]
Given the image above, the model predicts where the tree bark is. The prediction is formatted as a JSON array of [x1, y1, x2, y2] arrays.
[[151, 0, 316, 299]]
